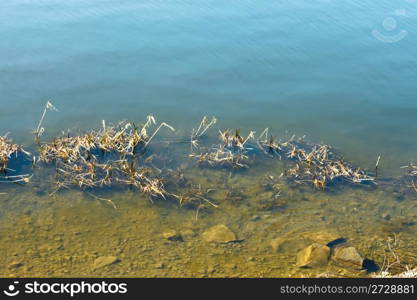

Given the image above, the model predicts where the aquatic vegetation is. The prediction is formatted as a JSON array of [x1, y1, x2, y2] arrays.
[[37, 116, 175, 200], [284, 143, 374, 188], [188, 117, 252, 168], [38, 116, 173, 162], [0, 114, 390, 198], [170, 183, 218, 220], [372, 236, 417, 278], [190, 116, 217, 152], [0, 134, 31, 183], [375, 267, 417, 278], [0, 134, 20, 173], [190, 145, 251, 168], [257, 129, 375, 188], [190, 124, 255, 168], [400, 163, 417, 193], [402, 163, 417, 177], [189, 121, 374, 188]]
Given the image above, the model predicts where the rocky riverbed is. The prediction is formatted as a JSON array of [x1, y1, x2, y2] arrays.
[[1, 163, 416, 277]]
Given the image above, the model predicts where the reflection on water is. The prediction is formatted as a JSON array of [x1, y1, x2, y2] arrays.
[[1, 0, 417, 277]]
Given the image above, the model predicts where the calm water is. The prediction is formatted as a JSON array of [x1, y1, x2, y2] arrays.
[[1, 1, 417, 277], [1, 0, 417, 173]]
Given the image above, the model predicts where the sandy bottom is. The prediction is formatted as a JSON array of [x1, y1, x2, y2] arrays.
[[1, 159, 416, 278]]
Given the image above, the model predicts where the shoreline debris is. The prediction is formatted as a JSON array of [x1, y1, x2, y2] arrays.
[[34, 101, 58, 143], [1, 114, 380, 196], [400, 163, 417, 194], [189, 120, 255, 168], [0, 134, 31, 183], [37, 116, 175, 200], [188, 118, 374, 188]]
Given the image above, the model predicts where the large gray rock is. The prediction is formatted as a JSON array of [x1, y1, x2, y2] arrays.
[[332, 246, 364, 270], [202, 225, 237, 243], [296, 243, 331, 268]]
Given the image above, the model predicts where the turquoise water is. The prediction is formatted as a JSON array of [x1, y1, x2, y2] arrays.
[[1, 0, 417, 174], [1, 1, 417, 277]]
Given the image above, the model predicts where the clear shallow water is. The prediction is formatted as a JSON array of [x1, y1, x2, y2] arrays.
[[1, 1, 417, 277]]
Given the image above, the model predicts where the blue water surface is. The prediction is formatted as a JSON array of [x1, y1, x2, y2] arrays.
[[1, 0, 417, 174]]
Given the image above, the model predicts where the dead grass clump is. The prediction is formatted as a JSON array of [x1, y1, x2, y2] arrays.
[[38, 116, 174, 199], [401, 163, 417, 193], [373, 235, 417, 278], [189, 118, 255, 168], [257, 128, 374, 188], [284, 143, 374, 189], [188, 118, 374, 188], [0, 134, 31, 183]]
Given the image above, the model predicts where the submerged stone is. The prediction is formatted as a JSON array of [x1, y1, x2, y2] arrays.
[[155, 262, 165, 269], [92, 256, 120, 270], [162, 229, 183, 241], [270, 237, 311, 254], [180, 229, 195, 240], [300, 229, 342, 245], [332, 246, 364, 270], [271, 228, 343, 254], [8, 261, 23, 269], [202, 225, 237, 243], [296, 243, 331, 268]]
